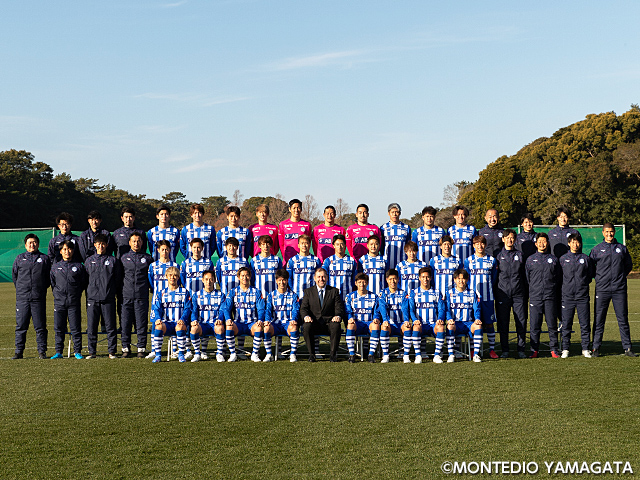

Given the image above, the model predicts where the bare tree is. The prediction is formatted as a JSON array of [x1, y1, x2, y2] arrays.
[[334, 198, 350, 221], [302, 194, 320, 223], [267, 193, 289, 225], [232, 189, 244, 207]]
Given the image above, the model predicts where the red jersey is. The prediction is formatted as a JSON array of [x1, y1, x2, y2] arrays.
[[249, 223, 279, 257], [312, 224, 346, 263]]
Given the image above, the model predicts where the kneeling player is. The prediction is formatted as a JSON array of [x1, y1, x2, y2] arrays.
[[377, 269, 407, 363], [445, 269, 483, 363], [345, 273, 382, 363], [265, 269, 301, 362], [150, 267, 192, 363], [190, 270, 227, 362], [222, 267, 266, 362]]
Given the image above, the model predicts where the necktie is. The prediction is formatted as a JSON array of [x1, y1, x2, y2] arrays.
[[319, 289, 324, 307]]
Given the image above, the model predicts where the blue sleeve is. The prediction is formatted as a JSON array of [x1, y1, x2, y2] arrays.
[[215, 262, 222, 287], [463, 258, 470, 274], [180, 226, 188, 259], [438, 294, 446, 322], [172, 234, 180, 262], [345, 295, 354, 319], [265, 294, 273, 323], [292, 294, 300, 322], [322, 258, 330, 273], [445, 292, 453, 321], [191, 295, 199, 322], [245, 230, 254, 260], [411, 229, 418, 243], [378, 294, 389, 323], [179, 263, 186, 289], [222, 292, 234, 321], [409, 291, 418, 322], [151, 296, 162, 323], [180, 293, 192, 323], [373, 295, 382, 320], [217, 293, 226, 321], [473, 295, 481, 322], [401, 294, 411, 323], [256, 294, 266, 321], [287, 259, 294, 291], [148, 266, 154, 293], [216, 230, 224, 259], [147, 230, 154, 257]]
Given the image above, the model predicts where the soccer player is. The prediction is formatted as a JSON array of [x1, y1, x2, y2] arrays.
[[346, 204, 382, 262], [559, 234, 594, 358], [249, 203, 279, 257], [150, 267, 192, 363], [147, 205, 180, 262], [525, 233, 561, 358], [495, 229, 528, 358], [548, 207, 579, 259], [515, 213, 537, 262], [222, 267, 266, 362], [445, 269, 483, 363], [180, 203, 217, 261], [447, 205, 477, 263], [250, 235, 282, 298], [358, 235, 387, 295], [377, 269, 407, 363], [278, 198, 313, 265], [322, 234, 357, 301], [190, 270, 227, 362], [397, 241, 427, 293], [590, 223, 636, 357], [287, 234, 321, 298], [381, 203, 411, 271], [120, 232, 154, 358], [148, 240, 180, 303], [478, 208, 504, 259], [404, 266, 449, 363], [412, 206, 445, 264], [464, 236, 499, 359], [84, 234, 121, 359], [48, 212, 82, 263], [430, 235, 461, 299], [215, 237, 249, 295], [12, 234, 51, 359], [345, 273, 382, 363], [113, 207, 147, 260], [312, 205, 346, 263], [265, 269, 301, 362], [50, 240, 86, 359], [79, 210, 114, 261], [180, 238, 214, 295], [217, 205, 253, 260]]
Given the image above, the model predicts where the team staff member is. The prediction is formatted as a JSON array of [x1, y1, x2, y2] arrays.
[[12, 234, 51, 359], [48, 212, 82, 263], [479, 208, 504, 259], [590, 223, 636, 357], [79, 210, 114, 261], [113, 207, 147, 260], [548, 207, 579, 259], [515, 213, 537, 262]]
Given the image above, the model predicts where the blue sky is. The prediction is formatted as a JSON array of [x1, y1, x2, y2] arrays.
[[2, 1, 639, 224]]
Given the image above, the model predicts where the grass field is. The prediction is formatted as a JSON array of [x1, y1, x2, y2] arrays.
[[1, 283, 639, 479]]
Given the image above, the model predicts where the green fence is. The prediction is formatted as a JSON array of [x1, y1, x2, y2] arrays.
[[516, 225, 625, 255]]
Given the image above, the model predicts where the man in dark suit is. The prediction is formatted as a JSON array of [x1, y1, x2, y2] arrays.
[[300, 267, 345, 362]]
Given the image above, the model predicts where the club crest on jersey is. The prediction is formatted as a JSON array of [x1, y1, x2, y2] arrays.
[[37, 258, 42, 263], [498, 232, 503, 237], [514, 255, 519, 261], [579, 258, 585, 264], [105, 260, 110, 265], [547, 258, 553, 263], [616, 248, 621, 253], [72, 267, 77, 272], [141, 259, 146, 263]]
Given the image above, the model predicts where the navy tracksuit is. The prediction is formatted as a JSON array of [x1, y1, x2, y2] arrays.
[[112, 226, 147, 325], [48, 233, 83, 264], [559, 252, 593, 351], [79, 228, 115, 261], [495, 247, 527, 353], [85, 253, 122, 355], [12, 251, 51, 355], [121, 250, 154, 351], [479, 224, 504, 259], [515, 231, 537, 263], [548, 226, 580, 259], [526, 251, 560, 353], [50, 260, 87, 354], [590, 240, 633, 351]]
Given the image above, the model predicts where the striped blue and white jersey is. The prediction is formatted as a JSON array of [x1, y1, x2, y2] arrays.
[[322, 254, 357, 300], [215, 256, 249, 295], [445, 287, 481, 323], [250, 254, 282, 298], [223, 286, 265, 324], [147, 226, 180, 262], [190, 289, 226, 324], [345, 291, 381, 323], [180, 223, 217, 260], [148, 260, 179, 303], [405, 287, 445, 327], [381, 221, 411, 271], [216, 226, 253, 260], [447, 224, 477, 263], [397, 260, 428, 293], [180, 257, 214, 295], [358, 254, 388, 296], [412, 226, 445, 264], [377, 288, 406, 326], [265, 289, 300, 325], [464, 254, 497, 302], [430, 255, 462, 299], [151, 287, 191, 323], [287, 254, 321, 298]]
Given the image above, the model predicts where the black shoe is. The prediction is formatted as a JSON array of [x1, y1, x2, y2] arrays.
[[86, 354, 97, 359], [137, 351, 146, 358], [122, 350, 130, 358], [348, 355, 355, 363], [500, 351, 510, 358], [624, 349, 637, 357], [368, 354, 375, 363], [12, 352, 23, 360], [308, 356, 316, 363], [329, 353, 338, 362], [592, 349, 599, 357], [38, 352, 47, 360]]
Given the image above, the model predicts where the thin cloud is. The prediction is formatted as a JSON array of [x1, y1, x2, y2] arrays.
[[162, 153, 194, 164], [267, 50, 369, 71], [174, 159, 229, 173], [134, 92, 250, 107], [161, 0, 187, 8]]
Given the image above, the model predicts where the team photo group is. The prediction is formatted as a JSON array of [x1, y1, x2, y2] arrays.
[[12, 197, 635, 364]]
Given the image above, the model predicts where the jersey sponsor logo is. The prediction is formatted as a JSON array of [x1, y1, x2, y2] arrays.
[[388, 235, 405, 242], [274, 304, 291, 312], [418, 239, 439, 246], [199, 304, 220, 311], [253, 268, 276, 275], [284, 233, 299, 240], [318, 238, 332, 244], [164, 301, 185, 308], [235, 301, 257, 309]]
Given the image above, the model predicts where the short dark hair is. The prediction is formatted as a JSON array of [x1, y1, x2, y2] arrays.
[[314, 267, 328, 277], [289, 198, 302, 208], [121, 206, 136, 216], [275, 269, 289, 281], [453, 268, 469, 280], [356, 203, 369, 213], [355, 272, 369, 283], [472, 235, 487, 245], [60, 240, 75, 251], [567, 233, 582, 243], [536, 232, 549, 241], [190, 204, 204, 215], [556, 206, 571, 218], [129, 231, 143, 241], [385, 269, 399, 279], [440, 235, 453, 245], [156, 205, 171, 215], [24, 233, 39, 244], [503, 228, 517, 238], [258, 235, 273, 246], [87, 210, 102, 220], [156, 240, 172, 249], [603, 222, 615, 231], [226, 205, 241, 216], [422, 206, 437, 216], [404, 241, 418, 252], [367, 235, 380, 244], [332, 234, 346, 244], [324, 205, 336, 214], [237, 266, 251, 277], [225, 237, 239, 247], [189, 237, 204, 246], [520, 213, 534, 223], [452, 205, 469, 217], [56, 212, 73, 225], [419, 266, 433, 277], [93, 234, 109, 245], [202, 270, 215, 280]]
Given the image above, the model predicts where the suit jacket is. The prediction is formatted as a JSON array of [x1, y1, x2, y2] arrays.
[[300, 285, 345, 325]]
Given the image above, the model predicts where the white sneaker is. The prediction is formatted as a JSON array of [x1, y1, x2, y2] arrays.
[[381, 355, 390, 363], [216, 353, 225, 362], [289, 354, 297, 363], [561, 350, 570, 358], [145, 351, 155, 359], [263, 354, 273, 362], [433, 354, 443, 364], [228, 353, 237, 362], [251, 353, 261, 363], [200, 352, 208, 360], [403, 355, 411, 364], [170, 351, 179, 359], [184, 350, 193, 360], [414, 355, 422, 364], [473, 354, 482, 363], [122, 347, 130, 354], [582, 350, 592, 358], [191, 354, 201, 363], [447, 355, 455, 363]]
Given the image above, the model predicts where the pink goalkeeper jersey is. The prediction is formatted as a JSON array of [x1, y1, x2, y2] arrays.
[[312, 224, 346, 263], [278, 219, 313, 265], [346, 224, 382, 262], [249, 223, 279, 257]]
